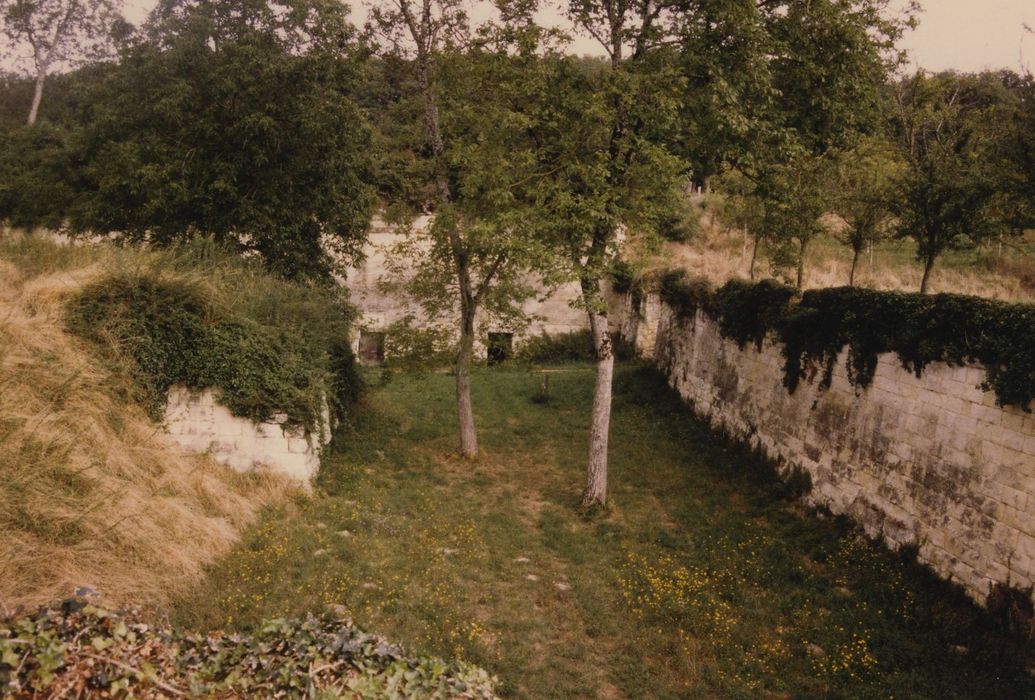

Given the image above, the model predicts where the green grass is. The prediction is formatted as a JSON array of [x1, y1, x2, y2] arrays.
[[174, 364, 1034, 699]]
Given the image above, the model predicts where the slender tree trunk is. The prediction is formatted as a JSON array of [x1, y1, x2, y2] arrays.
[[749, 233, 760, 281], [795, 238, 808, 290], [919, 252, 936, 294], [401, 5, 483, 459], [455, 301, 478, 458], [849, 247, 861, 287], [580, 277, 613, 510], [27, 69, 46, 126]]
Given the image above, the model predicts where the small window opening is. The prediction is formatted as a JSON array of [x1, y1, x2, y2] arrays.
[[359, 330, 386, 364], [487, 332, 513, 365]]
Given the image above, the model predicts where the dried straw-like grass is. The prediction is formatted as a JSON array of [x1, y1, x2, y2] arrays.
[[652, 215, 1035, 303], [0, 240, 289, 614]]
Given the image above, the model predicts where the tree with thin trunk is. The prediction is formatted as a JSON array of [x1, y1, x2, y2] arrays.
[[0, 0, 122, 125], [890, 71, 1006, 293], [526, 2, 688, 510], [750, 156, 830, 290], [369, 0, 556, 459], [717, 169, 768, 280], [832, 138, 900, 286]]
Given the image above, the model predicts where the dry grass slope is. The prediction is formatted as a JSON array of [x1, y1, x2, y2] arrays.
[[0, 236, 288, 613], [653, 206, 1035, 302]]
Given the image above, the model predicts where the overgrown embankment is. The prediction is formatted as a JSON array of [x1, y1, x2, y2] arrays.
[[0, 235, 360, 612]]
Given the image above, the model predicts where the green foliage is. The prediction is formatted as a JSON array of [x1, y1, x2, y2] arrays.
[[714, 278, 800, 351], [889, 71, 1020, 290], [1, 0, 376, 281], [655, 271, 1035, 409], [381, 317, 457, 373], [66, 245, 361, 430], [782, 287, 1035, 409], [0, 601, 497, 698], [0, 122, 75, 228], [515, 330, 635, 365], [658, 269, 718, 318]]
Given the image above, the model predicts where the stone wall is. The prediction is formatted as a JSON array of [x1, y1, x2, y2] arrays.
[[342, 217, 589, 361], [635, 296, 1035, 604], [164, 386, 331, 486]]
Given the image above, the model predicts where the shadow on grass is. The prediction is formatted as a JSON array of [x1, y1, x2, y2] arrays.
[[174, 363, 1034, 700]]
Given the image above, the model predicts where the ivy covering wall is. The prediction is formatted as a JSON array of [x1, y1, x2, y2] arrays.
[[654, 270, 1035, 410], [66, 244, 361, 432]]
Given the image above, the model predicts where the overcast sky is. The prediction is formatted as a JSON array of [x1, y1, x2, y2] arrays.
[[114, 0, 1035, 75]]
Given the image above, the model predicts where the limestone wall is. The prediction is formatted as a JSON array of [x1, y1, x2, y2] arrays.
[[341, 217, 589, 361], [639, 297, 1035, 604], [164, 386, 331, 486]]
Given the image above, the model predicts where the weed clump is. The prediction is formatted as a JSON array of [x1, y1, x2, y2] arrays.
[[0, 601, 498, 698]]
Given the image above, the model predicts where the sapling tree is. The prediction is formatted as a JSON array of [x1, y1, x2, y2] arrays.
[[715, 169, 767, 280], [0, 0, 124, 125], [743, 158, 825, 290], [832, 139, 901, 285], [369, 0, 557, 459]]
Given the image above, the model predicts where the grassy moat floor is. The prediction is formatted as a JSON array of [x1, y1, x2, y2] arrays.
[[174, 364, 1033, 699]]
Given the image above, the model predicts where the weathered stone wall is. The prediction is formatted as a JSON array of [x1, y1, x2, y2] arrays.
[[638, 297, 1035, 604], [164, 386, 331, 486], [342, 217, 589, 361], [616, 291, 663, 358]]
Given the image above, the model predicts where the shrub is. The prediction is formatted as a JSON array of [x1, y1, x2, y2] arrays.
[[381, 317, 457, 372], [516, 330, 636, 364], [67, 261, 361, 432]]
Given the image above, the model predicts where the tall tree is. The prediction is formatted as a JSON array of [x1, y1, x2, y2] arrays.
[[890, 71, 1010, 293], [369, 0, 557, 459], [530, 1, 688, 509], [0, 0, 123, 125], [66, 0, 375, 279]]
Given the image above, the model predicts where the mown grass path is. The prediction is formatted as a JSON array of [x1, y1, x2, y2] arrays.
[[175, 364, 1033, 699]]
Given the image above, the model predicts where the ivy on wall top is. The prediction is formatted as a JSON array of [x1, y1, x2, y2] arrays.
[[67, 272, 360, 432], [653, 269, 1035, 411]]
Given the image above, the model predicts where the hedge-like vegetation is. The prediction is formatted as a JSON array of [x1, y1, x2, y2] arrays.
[[0, 601, 497, 698], [656, 270, 1035, 410], [66, 243, 361, 432]]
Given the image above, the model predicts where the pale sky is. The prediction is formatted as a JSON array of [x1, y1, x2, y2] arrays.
[[114, 0, 1035, 75]]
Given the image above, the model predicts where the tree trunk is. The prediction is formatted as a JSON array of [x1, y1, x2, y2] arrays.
[[795, 238, 808, 290], [919, 252, 936, 294], [580, 277, 613, 510], [455, 302, 478, 459], [27, 69, 46, 126], [849, 247, 861, 287], [749, 233, 760, 281]]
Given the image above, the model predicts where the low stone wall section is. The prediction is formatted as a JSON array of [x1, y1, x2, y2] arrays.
[[164, 386, 331, 486]]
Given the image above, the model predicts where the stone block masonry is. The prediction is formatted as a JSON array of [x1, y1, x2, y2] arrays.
[[633, 297, 1035, 605], [164, 386, 332, 486]]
